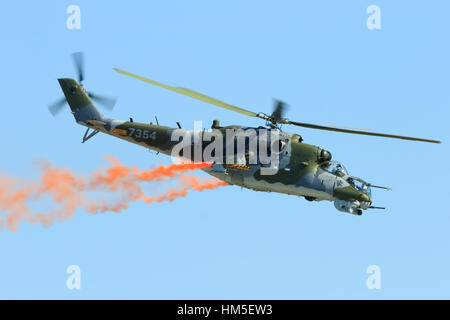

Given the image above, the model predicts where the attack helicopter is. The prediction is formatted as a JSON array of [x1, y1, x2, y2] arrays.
[[49, 53, 441, 215]]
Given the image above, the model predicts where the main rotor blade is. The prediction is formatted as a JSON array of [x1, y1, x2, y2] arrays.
[[288, 120, 441, 144], [48, 97, 67, 117], [114, 68, 258, 117], [113, 68, 441, 144], [72, 52, 85, 84], [87, 91, 117, 111], [314, 124, 373, 131]]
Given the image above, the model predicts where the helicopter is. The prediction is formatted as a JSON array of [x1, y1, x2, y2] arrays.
[[49, 53, 441, 216]]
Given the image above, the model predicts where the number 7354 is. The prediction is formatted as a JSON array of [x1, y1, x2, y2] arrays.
[[128, 128, 156, 140]]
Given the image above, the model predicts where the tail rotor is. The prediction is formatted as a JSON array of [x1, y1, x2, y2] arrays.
[[48, 52, 117, 116]]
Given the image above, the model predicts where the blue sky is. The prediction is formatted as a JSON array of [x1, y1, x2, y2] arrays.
[[0, 0, 448, 299]]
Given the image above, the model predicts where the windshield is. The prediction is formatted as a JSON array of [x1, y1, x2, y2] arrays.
[[321, 161, 372, 197], [321, 161, 349, 178], [347, 177, 372, 196]]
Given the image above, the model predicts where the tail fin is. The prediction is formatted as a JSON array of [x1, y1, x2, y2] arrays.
[[58, 78, 104, 123]]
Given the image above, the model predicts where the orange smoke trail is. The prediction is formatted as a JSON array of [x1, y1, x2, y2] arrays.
[[0, 157, 227, 232], [141, 176, 228, 204]]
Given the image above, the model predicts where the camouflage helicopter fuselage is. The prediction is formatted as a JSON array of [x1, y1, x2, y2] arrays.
[[58, 78, 372, 215]]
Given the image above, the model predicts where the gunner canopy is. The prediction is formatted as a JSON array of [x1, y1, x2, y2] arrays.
[[321, 161, 371, 196]]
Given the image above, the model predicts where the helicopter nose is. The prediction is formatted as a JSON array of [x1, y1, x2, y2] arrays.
[[358, 192, 371, 203], [333, 186, 371, 203]]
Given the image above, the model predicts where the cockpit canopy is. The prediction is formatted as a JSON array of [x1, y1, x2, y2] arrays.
[[347, 177, 372, 196], [321, 161, 372, 197], [321, 161, 348, 178]]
